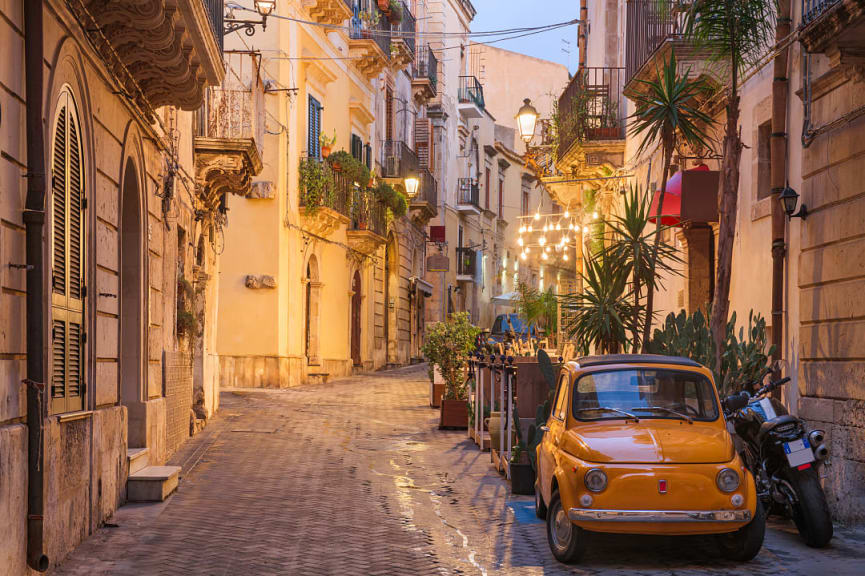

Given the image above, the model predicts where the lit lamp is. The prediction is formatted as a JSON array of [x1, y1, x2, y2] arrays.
[[516, 98, 539, 144], [226, 0, 277, 35], [254, 0, 277, 15], [779, 186, 807, 219], [404, 173, 420, 198]]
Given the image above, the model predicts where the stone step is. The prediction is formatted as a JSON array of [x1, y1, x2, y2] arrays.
[[127, 465, 181, 502], [127, 447, 149, 476]]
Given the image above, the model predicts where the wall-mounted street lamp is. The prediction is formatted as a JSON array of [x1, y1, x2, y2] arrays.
[[225, 0, 277, 36], [516, 98, 539, 144], [779, 186, 807, 219], [404, 173, 420, 198]]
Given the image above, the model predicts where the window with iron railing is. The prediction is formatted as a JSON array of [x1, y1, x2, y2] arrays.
[[381, 140, 419, 179], [557, 67, 626, 159], [392, 1, 416, 57], [456, 247, 477, 277], [414, 45, 438, 94], [625, 0, 685, 88], [350, 2, 391, 60], [458, 76, 485, 110], [457, 177, 480, 207]]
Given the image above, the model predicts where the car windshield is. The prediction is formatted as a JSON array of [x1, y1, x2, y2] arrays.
[[572, 368, 719, 422]]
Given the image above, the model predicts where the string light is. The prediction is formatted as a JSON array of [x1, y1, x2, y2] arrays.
[[527, 225, 533, 233], [534, 211, 540, 221], [517, 237, 524, 247], [520, 252, 527, 260], [574, 224, 580, 232], [541, 252, 548, 260], [563, 253, 569, 261], [545, 246, 551, 253], [592, 211, 599, 220]]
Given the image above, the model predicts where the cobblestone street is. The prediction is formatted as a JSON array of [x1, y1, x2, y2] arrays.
[[56, 365, 865, 575]]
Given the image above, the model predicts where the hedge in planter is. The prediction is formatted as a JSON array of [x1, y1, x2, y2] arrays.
[[422, 312, 480, 429]]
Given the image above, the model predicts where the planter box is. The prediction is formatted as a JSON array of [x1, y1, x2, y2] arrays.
[[510, 462, 536, 495], [430, 383, 444, 408], [440, 399, 468, 429], [513, 358, 553, 421]]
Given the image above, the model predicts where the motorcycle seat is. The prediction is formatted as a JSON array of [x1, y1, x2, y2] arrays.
[[757, 414, 799, 444]]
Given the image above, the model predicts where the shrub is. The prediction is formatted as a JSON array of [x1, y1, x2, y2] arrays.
[[421, 312, 480, 400]]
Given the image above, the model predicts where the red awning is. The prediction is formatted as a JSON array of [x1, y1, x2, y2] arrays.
[[649, 164, 710, 227]]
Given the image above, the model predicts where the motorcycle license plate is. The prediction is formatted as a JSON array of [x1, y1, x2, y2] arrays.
[[784, 438, 815, 468]]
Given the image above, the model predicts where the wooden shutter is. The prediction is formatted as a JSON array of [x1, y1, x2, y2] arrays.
[[385, 88, 394, 142], [308, 96, 321, 158], [351, 134, 363, 161], [364, 143, 372, 169], [415, 118, 432, 172], [51, 92, 86, 413]]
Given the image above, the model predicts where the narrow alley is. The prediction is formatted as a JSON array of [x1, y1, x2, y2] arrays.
[[54, 366, 865, 575]]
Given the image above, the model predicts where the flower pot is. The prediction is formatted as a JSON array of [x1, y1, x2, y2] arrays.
[[510, 462, 536, 495], [440, 399, 468, 429], [388, 11, 401, 24], [321, 145, 331, 158], [377, 0, 390, 11], [331, 162, 342, 172]]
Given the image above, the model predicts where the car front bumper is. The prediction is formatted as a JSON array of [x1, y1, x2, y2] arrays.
[[568, 508, 752, 523]]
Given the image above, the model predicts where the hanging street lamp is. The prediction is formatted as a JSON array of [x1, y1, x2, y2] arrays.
[[404, 173, 420, 198], [225, 0, 277, 36], [516, 98, 540, 144]]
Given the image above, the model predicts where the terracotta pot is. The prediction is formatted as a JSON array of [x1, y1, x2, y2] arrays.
[[321, 145, 331, 158], [439, 399, 468, 429], [377, 0, 390, 12], [331, 162, 342, 172]]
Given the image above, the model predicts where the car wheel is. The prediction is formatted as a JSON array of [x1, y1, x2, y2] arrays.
[[535, 483, 547, 519], [546, 490, 585, 563], [783, 467, 833, 548], [716, 499, 766, 562]]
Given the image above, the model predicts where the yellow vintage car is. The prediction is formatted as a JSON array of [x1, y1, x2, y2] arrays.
[[535, 354, 765, 563]]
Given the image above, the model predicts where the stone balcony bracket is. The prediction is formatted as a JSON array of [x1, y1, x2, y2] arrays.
[[800, 0, 865, 63], [73, 0, 225, 111], [194, 137, 264, 210], [346, 229, 386, 255], [302, 0, 353, 25], [390, 41, 414, 71], [348, 40, 390, 80], [300, 207, 351, 237]]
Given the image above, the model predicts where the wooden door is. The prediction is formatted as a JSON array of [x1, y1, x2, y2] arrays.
[[351, 271, 361, 366]]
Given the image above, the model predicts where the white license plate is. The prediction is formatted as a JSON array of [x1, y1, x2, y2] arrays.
[[784, 438, 815, 467]]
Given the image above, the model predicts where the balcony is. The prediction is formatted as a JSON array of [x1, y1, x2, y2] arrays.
[[409, 169, 438, 222], [304, 0, 355, 25], [390, 1, 416, 69], [194, 72, 264, 211], [349, 7, 391, 79], [800, 0, 865, 63], [72, 0, 224, 112], [347, 187, 388, 255], [381, 140, 419, 181], [557, 67, 626, 167], [412, 45, 439, 103], [456, 178, 481, 215], [298, 157, 353, 236], [623, 0, 721, 99], [458, 76, 485, 118], [456, 247, 478, 282]]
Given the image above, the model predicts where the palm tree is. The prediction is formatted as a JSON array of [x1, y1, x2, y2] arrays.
[[562, 252, 637, 354], [604, 185, 682, 352], [681, 0, 777, 370], [628, 53, 714, 350]]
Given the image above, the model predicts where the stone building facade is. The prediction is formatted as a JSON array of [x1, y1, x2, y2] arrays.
[[546, 0, 865, 523]]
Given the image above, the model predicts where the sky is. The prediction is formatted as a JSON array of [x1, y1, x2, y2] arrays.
[[469, 0, 580, 74]]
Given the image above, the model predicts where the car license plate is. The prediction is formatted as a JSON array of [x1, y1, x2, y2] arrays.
[[784, 438, 815, 467]]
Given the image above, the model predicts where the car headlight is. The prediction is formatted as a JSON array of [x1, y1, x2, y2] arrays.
[[584, 468, 607, 492], [716, 468, 740, 493]]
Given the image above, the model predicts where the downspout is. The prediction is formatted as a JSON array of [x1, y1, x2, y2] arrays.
[[578, 0, 587, 70], [770, 0, 792, 367], [24, 0, 49, 571]]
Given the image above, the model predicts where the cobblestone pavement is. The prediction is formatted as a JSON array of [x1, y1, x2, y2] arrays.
[[56, 365, 865, 575]]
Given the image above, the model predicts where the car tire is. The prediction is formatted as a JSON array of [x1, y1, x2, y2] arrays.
[[784, 467, 833, 548], [546, 490, 585, 563], [535, 483, 547, 519], [716, 499, 766, 562]]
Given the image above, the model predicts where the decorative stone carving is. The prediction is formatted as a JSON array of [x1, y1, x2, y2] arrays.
[[300, 207, 350, 237], [249, 181, 275, 199], [348, 38, 390, 80], [194, 137, 263, 211], [302, 0, 353, 26], [74, 0, 224, 111], [245, 275, 278, 289], [346, 229, 386, 256]]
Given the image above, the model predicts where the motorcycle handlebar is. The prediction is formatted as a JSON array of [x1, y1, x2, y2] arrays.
[[723, 391, 751, 412]]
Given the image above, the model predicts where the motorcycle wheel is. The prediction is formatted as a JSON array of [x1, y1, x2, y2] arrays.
[[784, 467, 833, 548]]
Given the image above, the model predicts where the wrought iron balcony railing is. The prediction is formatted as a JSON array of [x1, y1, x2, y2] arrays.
[[458, 75, 485, 110], [392, 1, 416, 57], [202, 0, 225, 53], [381, 140, 419, 180], [557, 67, 626, 157], [350, 5, 391, 60], [414, 45, 438, 94], [195, 78, 265, 160], [417, 169, 438, 207], [456, 247, 477, 278], [351, 186, 387, 237], [298, 156, 353, 219], [625, 0, 686, 88], [457, 178, 480, 207], [803, 0, 841, 24]]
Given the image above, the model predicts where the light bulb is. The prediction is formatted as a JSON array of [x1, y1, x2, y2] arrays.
[[527, 225, 533, 233], [543, 223, 548, 233], [564, 209, 570, 218], [534, 212, 540, 221], [568, 222, 574, 231], [525, 246, 530, 254], [556, 222, 561, 231], [563, 253, 569, 261], [539, 236, 546, 246], [592, 211, 599, 220], [542, 252, 548, 260], [517, 237, 524, 247], [519, 225, 526, 234], [545, 246, 551, 253], [574, 224, 581, 232], [563, 235, 569, 243], [520, 252, 527, 261]]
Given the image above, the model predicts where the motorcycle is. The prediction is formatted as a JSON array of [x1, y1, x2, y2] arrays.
[[722, 371, 833, 548]]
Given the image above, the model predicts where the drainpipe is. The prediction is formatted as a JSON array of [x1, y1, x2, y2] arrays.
[[770, 0, 792, 368], [578, 0, 587, 70], [24, 0, 49, 571]]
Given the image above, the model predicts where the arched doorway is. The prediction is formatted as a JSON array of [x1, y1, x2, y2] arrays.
[[120, 158, 145, 447], [384, 233, 398, 364], [351, 270, 362, 366], [305, 256, 321, 365]]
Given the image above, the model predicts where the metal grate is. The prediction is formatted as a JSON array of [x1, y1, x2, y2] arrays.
[[802, 0, 841, 24]]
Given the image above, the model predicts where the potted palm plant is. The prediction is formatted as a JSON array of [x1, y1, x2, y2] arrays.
[[319, 130, 336, 158], [422, 312, 480, 429]]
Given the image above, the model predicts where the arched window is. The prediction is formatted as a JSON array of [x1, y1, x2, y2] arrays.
[[51, 90, 86, 413]]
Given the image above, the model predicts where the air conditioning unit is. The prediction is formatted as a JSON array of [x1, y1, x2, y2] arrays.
[[386, 155, 399, 176]]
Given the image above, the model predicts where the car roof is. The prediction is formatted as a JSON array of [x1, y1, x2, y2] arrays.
[[573, 354, 703, 369]]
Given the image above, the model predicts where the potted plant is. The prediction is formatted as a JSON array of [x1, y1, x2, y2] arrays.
[[319, 130, 336, 158], [387, 0, 403, 24], [377, 0, 390, 12], [298, 156, 334, 214], [422, 312, 480, 429], [509, 444, 535, 495]]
